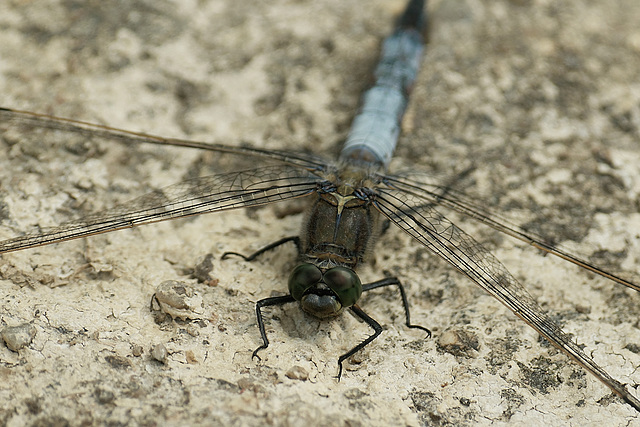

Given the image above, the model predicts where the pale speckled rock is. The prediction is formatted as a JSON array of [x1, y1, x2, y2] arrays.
[[0, 0, 639, 426]]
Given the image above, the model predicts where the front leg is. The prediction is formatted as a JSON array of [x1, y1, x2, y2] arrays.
[[252, 295, 296, 360], [362, 277, 431, 337], [337, 305, 383, 380], [334, 277, 431, 378]]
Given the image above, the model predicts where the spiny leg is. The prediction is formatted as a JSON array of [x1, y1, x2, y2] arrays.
[[337, 305, 383, 380], [362, 276, 431, 337], [224, 237, 300, 359], [221, 236, 300, 261], [252, 295, 296, 360], [337, 278, 430, 378]]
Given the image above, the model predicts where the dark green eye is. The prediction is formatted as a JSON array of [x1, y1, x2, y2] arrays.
[[288, 264, 322, 301], [323, 267, 362, 307]]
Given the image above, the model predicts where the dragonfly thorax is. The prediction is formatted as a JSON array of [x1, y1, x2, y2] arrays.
[[301, 183, 383, 270]]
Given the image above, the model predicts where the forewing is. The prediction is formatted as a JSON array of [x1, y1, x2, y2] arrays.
[[0, 165, 318, 253]]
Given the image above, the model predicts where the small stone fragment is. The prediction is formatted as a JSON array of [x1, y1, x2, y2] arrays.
[[285, 365, 309, 381], [131, 344, 144, 357], [191, 253, 216, 284], [94, 387, 116, 404], [2, 323, 36, 351], [437, 327, 480, 358], [237, 377, 267, 395], [105, 354, 132, 369], [151, 343, 168, 363], [151, 280, 204, 320], [186, 324, 200, 337], [185, 349, 198, 364]]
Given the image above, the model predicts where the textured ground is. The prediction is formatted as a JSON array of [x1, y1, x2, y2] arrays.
[[1, 0, 640, 425]]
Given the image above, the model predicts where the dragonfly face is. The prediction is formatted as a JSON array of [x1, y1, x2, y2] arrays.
[[288, 263, 362, 317]]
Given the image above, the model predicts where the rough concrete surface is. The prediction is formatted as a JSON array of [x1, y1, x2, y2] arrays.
[[1, 0, 640, 425]]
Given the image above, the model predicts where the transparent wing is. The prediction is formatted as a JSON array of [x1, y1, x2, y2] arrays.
[[373, 186, 640, 411], [381, 171, 640, 292], [0, 107, 330, 171], [0, 165, 318, 254]]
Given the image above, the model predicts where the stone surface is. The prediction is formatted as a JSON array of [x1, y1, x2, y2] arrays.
[[1, 0, 640, 425]]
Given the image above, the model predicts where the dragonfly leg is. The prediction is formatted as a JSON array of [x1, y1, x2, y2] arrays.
[[362, 277, 431, 337], [221, 236, 300, 261], [252, 294, 296, 360], [337, 305, 383, 380]]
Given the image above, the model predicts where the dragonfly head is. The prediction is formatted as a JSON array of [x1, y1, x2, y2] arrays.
[[288, 263, 362, 318]]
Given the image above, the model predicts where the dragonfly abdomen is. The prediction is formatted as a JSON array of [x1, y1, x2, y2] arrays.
[[339, 0, 425, 168]]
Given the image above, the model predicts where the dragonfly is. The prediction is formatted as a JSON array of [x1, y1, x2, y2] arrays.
[[1, 0, 639, 413]]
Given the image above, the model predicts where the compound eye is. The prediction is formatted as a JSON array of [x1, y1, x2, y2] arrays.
[[288, 264, 322, 301], [323, 267, 362, 308]]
